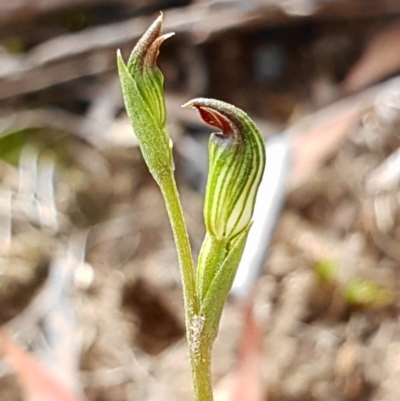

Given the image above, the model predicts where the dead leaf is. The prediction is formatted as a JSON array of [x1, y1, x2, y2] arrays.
[[342, 22, 400, 94], [0, 328, 85, 401], [215, 298, 264, 401]]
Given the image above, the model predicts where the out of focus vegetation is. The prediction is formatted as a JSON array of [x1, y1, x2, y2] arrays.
[[1, 1, 400, 401]]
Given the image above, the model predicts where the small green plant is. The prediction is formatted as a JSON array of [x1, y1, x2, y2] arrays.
[[117, 14, 266, 401], [315, 259, 394, 309]]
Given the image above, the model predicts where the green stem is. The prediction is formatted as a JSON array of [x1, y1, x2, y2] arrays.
[[159, 172, 213, 401], [192, 339, 213, 401], [159, 171, 198, 321]]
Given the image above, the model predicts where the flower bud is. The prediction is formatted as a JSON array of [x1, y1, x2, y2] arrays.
[[117, 14, 174, 183], [183, 98, 266, 241]]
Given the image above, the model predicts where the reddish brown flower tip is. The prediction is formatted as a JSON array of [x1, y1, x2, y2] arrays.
[[196, 107, 233, 136], [127, 13, 174, 73], [182, 99, 236, 139], [145, 32, 174, 69]]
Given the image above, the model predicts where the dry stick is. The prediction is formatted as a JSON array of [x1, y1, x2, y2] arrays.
[[2, 0, 400, 100]]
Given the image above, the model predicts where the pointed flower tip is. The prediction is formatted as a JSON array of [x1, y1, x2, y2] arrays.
[[117, 15, 174, 181], [181, 100, 195, 108], [162, 32, 175, 41], [127, 14, 174, 72]]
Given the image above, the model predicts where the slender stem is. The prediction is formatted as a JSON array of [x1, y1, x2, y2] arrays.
[[159, 172, 198, 320], [192, 339, 214, 401], [159, 172, 214, 401]]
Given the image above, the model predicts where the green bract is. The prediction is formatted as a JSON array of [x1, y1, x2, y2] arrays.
[[117, 14, 174, 184]]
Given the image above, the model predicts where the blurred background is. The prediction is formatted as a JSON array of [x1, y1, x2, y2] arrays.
[[1, 1, 400, 400]]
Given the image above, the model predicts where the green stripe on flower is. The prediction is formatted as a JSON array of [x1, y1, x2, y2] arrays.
[[183, 98, 266, 241], [183, 98, 265, 304], [117, 13, 174, 184]]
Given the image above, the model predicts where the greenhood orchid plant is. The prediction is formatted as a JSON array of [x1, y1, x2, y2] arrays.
[[118, 14, 266, 401]]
